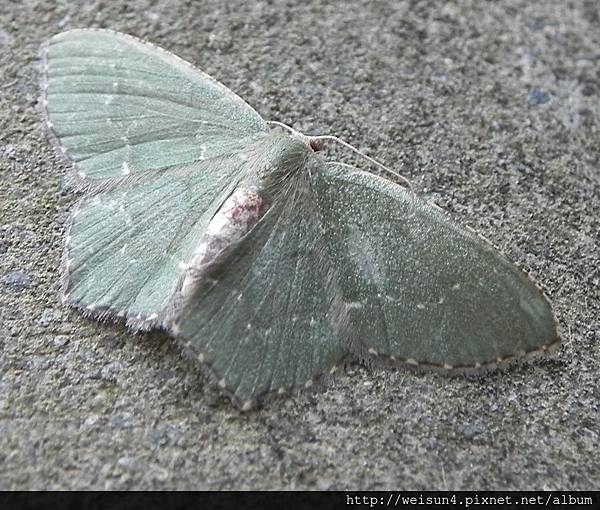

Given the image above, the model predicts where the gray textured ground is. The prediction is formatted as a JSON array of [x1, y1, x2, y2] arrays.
[[1, 0, 598, 490]]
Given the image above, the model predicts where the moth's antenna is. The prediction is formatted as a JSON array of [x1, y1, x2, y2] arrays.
[[266, 121, 413, 191], [310, 134, 413, 191], [267, 120, 306, 139]]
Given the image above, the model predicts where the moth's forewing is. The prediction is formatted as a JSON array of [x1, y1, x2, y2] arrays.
[[313, 164, 559, 369], [40, 29, 268, 183], [64, 159, 243, 329], [172, 160, 347, 409]]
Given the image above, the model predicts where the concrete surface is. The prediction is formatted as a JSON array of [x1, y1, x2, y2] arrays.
[[0, 0, 598, 490]]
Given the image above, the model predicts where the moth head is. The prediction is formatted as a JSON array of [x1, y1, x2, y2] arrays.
[[309, 138, 323, 152]]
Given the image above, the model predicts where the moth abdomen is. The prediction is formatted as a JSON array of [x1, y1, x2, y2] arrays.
[[180, 186, 270, 296]]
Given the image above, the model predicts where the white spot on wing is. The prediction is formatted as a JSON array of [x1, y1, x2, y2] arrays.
[[121, 162, 130, 175]]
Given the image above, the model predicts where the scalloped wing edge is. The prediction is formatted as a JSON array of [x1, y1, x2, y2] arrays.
[[175, 334, 352, 411]]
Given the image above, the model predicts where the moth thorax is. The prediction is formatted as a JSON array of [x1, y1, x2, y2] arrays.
[[256, 135, 311, 186], [180, 186, 270, 297]]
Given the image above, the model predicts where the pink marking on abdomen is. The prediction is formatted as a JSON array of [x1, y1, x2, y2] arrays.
[[180, 187, 270, 296]]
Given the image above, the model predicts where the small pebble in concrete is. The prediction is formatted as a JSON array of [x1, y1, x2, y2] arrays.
[[528, 87, 551, 105], [3, 271, 31, 289], [461, 423, 485, 440]]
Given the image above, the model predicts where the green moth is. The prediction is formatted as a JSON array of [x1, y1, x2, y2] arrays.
[[39, 29, 559, 410]]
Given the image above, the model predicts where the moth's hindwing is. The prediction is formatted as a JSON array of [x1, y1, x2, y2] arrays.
[[40, 29, 268, 184], [64, 159, 244, 329], [313, 163, 559, 370]]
